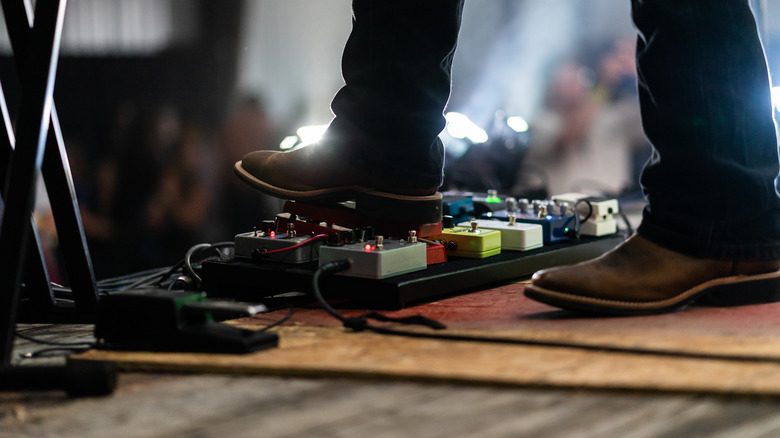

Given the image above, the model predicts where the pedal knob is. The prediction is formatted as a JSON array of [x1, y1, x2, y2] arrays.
[[558, 202, 570, 216], [533, 200, 542, 215], [508, 215, 517, 226], [470, 221, 479, 233], [286, 223, 296, 238], [518, 198, 530, 213], [409, 230, 418, 243], [505, 197, 518, 213], [376, 235, 384, 249]]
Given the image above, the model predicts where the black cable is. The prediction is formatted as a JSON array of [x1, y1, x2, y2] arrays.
[[15, 331, 94, 348], [119, 267, 177, 291], [97, 266, 174, 289], [574, 199, 593, 223], [154, 260, 187, 288], [183, 241, 234, 288], [183, 243, 215, 286], [14, 331, 96, 359], [101, 241, 234, 292], [617, 210, 635, 235], [20, 346, 93, 359], [311, 261, 780, 365], [311, 261, 356, 323], [253, 304, 296, 332], [312, 261, 446, 332], [253, 234, 329, 258]]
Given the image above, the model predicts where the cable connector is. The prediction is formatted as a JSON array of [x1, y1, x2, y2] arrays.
[[319, 259, 353, 274], [342, 317, 369, 331]]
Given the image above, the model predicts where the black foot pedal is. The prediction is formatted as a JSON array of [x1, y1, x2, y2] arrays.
[[94, 289, 278, 354]]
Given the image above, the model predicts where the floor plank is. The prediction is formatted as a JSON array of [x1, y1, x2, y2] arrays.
[[5, 324, 780, 438]]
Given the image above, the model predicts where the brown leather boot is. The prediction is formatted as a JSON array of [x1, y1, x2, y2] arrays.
[[234, 143, 442, 202], [525, 234, 780, 315]]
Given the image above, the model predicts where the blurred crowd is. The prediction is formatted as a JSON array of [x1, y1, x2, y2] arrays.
[[521, 37, 651, 196], [63, 95, 282, 279]]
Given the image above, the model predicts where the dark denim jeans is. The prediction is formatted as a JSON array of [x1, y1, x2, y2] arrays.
[[330, 0, 780, 260], [632, 0, 780, 260], [327, 0, 463, 193]]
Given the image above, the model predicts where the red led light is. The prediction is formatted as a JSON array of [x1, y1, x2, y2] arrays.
[[269, 231, 276, 239], [364, 244, 374, 253]]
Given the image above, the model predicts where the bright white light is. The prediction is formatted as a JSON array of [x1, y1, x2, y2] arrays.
[[445, 112, 488, 144], [507, 116, 529, 133], [279, 135, 299, 150], [772, 87, 780, 112], [296, 124, 329, 147]]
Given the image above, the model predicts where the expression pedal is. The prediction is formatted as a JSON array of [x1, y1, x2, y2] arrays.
[[318, 236, 427, 279], [281, 201, 443, 239], [234, 226, 324, 264], [458, 217, 543, 251], [428, 220, 502, 258]]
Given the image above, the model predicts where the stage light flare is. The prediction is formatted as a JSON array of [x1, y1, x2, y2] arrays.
[[506, 116, 529, 133], [279, 135, 298, 150], [445, 112, 488, 144], [297, 124, 328, 146], [279, 124, 329, 149], [772, 87, 780, 112]]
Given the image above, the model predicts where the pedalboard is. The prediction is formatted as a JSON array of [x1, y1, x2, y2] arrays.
[[458, 217, 543, 252], [318, 236, 427, 279], [199, 191, 624, 308], [428, 221, 502, 258], [200, 234, 626, 309]]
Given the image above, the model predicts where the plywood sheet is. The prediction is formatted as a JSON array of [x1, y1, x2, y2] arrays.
[[78, 324, 780, 396]]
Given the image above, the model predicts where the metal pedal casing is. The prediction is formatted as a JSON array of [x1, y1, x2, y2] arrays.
[[459, 219, 543, 251], [428, 223, 502, 258], [318, 237, 427, 279], [234, 231, 322, 263]]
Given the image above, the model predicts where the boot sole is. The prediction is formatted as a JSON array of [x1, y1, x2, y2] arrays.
[[234, 161, 443, 223], [524, 269, 780, 316]]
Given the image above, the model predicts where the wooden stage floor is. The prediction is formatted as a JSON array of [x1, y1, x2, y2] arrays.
[[5, 308, 780, 438]]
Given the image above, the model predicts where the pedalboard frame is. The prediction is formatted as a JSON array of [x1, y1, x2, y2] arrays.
[[201, 233, 625, 309]]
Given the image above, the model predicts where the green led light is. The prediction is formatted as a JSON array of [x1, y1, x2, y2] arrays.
[[485, 195, 502, 203]]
